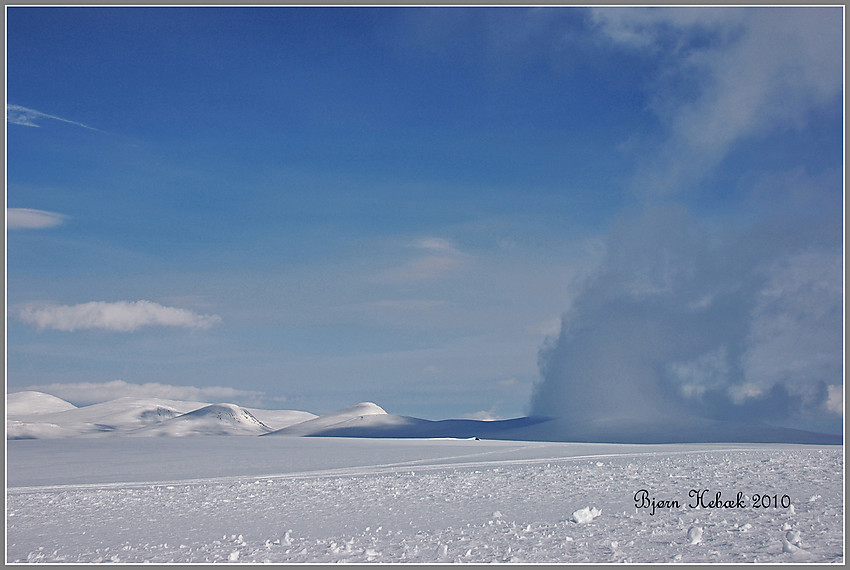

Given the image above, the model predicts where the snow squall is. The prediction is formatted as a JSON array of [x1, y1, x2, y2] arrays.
[[530, 205, 843, 441]]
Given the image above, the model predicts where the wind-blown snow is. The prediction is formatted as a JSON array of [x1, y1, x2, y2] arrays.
[[6, 437, 843, 564], [529, 205, 843, 441]]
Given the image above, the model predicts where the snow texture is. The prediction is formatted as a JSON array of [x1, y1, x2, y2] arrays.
[[5, 390, 843, 563], [572, 507, 602, 524], [6, 437, 843, 564]]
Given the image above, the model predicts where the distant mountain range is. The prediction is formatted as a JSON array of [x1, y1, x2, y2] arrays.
[[6, 391, 314, 439], [6, 390, 841, 444]]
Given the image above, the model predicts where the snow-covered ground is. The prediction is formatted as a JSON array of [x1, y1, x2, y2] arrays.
[[7, 437, 843, 564]]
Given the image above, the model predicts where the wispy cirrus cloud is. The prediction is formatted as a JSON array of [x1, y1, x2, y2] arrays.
[[7, 208, 67, 230], [7, 104, 102, 131], [19, 379, 267, 407], [18, 300, 222, 332], [592, 7, 842, 195], [376, 237, 467, 283]]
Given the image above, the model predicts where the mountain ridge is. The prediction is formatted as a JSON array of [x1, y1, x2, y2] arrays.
[[5, 391, 841, 444]]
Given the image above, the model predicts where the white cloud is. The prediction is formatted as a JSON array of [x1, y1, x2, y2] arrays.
[[463, 410, 502, 421], [375, 237, 467, 282], [743, 251, 843, 398], [415, 237, 459, 253], [825, 385, 843, 415], [7, 208, 67, 230], [728, 383, 765, 405], [19, 379, 266, 407], [592, 7, 842, 194], [7, 104, 101, 131], [530, 203, 842, 429], [590, 7, 744, 49], [18, 300, 222, 332], [669, 348, 729, 398]]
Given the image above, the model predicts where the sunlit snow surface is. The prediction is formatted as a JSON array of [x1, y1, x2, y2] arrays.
[[7, 438, 842, 563]]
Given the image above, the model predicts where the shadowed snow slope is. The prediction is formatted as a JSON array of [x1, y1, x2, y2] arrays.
[[268, 413, 839, 444], [7, 391, 77, 417], [302, 415, 552, 439], [307, 414, 840, 444], [243, 408, 317, 431], [493, 416, 843, 445], [265, 402, 389, 436], [130, 404, 273, 437]]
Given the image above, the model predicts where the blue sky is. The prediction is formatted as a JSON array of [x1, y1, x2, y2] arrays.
[[6, 7, 844, 431]]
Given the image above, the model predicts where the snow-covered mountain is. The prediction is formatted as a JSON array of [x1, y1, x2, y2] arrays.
[[7, 391, 83, 438], [265, 409, 840, 444], [130, 404, 274, 437], [5, 390, 841, 444], [265, 402, 390, 436], [260, 405, 839, 444], [265, 405, 550, 439], [5, 391, 318, 439], [7, 391, 77, 417], [245, 407, 317, 431], [6, 396, 206, 439]]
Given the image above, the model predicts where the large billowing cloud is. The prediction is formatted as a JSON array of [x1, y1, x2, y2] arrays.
[[530, 203, 842, 428], [18, 300, 221, 332], [530, 8, 842, 434], [19, 379, 267, 407], [7, 208, 67, 230]]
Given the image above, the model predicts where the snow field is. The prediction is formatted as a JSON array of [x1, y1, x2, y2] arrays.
[[6, 445, 842, 563]]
